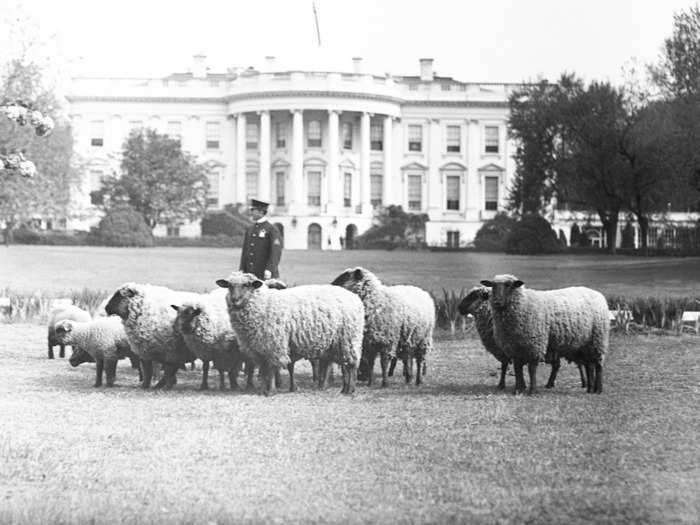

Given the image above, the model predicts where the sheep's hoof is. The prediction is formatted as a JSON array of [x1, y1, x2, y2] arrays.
[[496, 383, 506, 390], [93, 383, 101, 388], [545, 383, 554, 389]]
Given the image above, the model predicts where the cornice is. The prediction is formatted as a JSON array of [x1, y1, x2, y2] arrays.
[[66, 95, 226, 104], [224, 90, 405, 105]]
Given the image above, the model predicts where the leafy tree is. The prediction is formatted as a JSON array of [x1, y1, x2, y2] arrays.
[[473, 212, 516, 251], [505, 214, 562, 255], [86, 205, 154, 247], [102, 128, 210, 229], [355, 205, 428, 249]]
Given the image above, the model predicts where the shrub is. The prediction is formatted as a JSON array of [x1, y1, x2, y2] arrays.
[[154, 234, 237, 248], [12, 225, 41, 244], [473, 213, 516, 251], [355, 205, 428, 250], [505, 214, 562, 255], [87, 205, 154, 247]]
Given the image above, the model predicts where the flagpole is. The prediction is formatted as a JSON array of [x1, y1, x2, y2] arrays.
[[312, 1, 321, 47]]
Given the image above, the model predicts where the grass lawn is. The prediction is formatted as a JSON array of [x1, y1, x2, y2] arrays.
[[2, 245, 700, 297], [0, 325, 698, 524]]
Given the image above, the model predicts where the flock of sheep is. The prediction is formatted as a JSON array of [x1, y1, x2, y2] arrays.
[[47, 268, 609, 395]]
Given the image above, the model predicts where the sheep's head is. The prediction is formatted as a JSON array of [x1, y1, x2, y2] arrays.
[[216, 272, 264, 310], [171, 304, 203, 334], [69, 347, 94, 367], [53, 319, 74, 344], [458, 286, 491, 316], [480, 274, 524, 310], [105, 284, 139, 319], [331, 267, 377, 297]]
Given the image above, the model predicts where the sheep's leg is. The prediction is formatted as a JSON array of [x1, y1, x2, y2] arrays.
[[245, 360, 256, 391], [287, 361, 297, 392], [387, 357, 397, 377], [311, 359, 319, 383], [577, 363, 587, 388], [513, 359, 526, 394], [274, 368, 282, 389], [48, 340, 54, 359], [527, 361, 538, 395], [594, 362, 603, 394], [141, 360, 153, 389], [585, 363, 595, 393], [59, 344, 66, 359], [379, 353, 389, 388], [94, 358, 104, 387], [105, 359, 117, 387], [324, 362, 334, 387], [415, 355, 423, 386], [161, 363, 178, 390], [497, 360, 508, 390], [200, 360, 210, 390], [262, 363, 276, 397], [366, 352, 377, 387], [545, 357, 560, 389], [341, 363, 356, 395], [403, 356, 413, 384], [318, 359, 328, 389]]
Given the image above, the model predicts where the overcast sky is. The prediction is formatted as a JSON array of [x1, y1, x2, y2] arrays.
[[6, 0, 699, 85]]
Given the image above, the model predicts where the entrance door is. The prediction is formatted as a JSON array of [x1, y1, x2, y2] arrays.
[[307, 223, 322, 249], [345, 224, 358, 249]]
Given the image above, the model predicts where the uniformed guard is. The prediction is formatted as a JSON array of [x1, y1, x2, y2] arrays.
[[239, 199, 282, 279]]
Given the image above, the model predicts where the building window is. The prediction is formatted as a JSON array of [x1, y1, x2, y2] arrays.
[[275, 121, 286, 149], [246, 171, 258, 201], [90, 120, 104, 147], [206, 169, 220, 207], [408, 83, 418, 91], [307, 120, 322, 148], [206, 121, 220, 150], [408, 125, 422, 152], [408, 174, 422, 211], [648, 227, 659, 246], [128, 120, 143, 133], [485, 176, 499, 210], [370, 122, 383, 151], [307, 171, 321, 206], [343, 173, 352, 208], [89, 170, 103, 205], [446, 175, 460, 210], [246, 123, 258, 150], [485, 126, 499, 154], [342, 122, 353, 149], [441, 84, 451, 91], [370, 167, 383, 207], [166, 225, 180, 237], [166, 121, 181, 143], [446, 231, 460, 248], [275, 171, 285, 206], [446, 126, 460, 153]]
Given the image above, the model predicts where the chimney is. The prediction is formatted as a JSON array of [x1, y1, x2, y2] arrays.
[[191, 54, 207, 79], [264, 55, 276, 72], [352, 57, 363, 74], [419, 58, 434, 81]]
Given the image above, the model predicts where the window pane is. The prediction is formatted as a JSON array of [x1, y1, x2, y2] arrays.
[[408, 174, 422, 210], [485, 126, 499, 153], [408, 125, 422, 152], [206, 121, 220, 149], [246, 123, 258, 150], [207, 169, 220, 206], [308, 120, 322, 147], [275, 172, 285, 206], [342, 123, 353, 149], [307, 171, 321, 206], [90, 120, 104, 147], [89, 170, 103, 205], [275, 121, 286, 148], [246, 171, 258, 201], [446, 175, 460, 210], [485, 176, 499, 210], [343, 172, 352, 207], [370, 166, 383, 206], [370, 123, 383, 151], [446, 125, 460, 152]]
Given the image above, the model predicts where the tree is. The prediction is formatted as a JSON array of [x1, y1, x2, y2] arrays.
[[473, 212, 516, 251], [102, 128, 210, 229], [355, 205, 428, 249]]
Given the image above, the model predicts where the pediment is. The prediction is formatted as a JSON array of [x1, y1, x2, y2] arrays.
[[440, 161, 467, 171], [304, 156, 327, 167], [204, 159, 226, 168], [478, 163, 504, 172], [338, 157, 356, 170], [401, 162, 428, 171], [271, 158, 290, 168], [246, 159, 260, 168]]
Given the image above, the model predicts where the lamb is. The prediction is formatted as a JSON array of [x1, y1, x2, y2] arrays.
[[331, 267, 435, 388], [215, 272, 364, 396], [171, 288, 245, 391], [104, 283, 199, 389], [480, 274, 608, 394], [54, 317, 140, 387], [47, 305, 91, 359]]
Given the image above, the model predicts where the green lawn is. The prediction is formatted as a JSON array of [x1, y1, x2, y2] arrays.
[[2, 245, 700, 297], [0, 325, 698, 524]]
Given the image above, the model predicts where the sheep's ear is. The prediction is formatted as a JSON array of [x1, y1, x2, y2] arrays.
[[216, 279, 230, 289], [122, 287, 136, 298], [170, 304, 180, 312], [353, 268, 363, 280], [480, 280, 494, 287], [513, 280, 524, 288], [192, 307, 202, 316], [251, 279, 264, 289]]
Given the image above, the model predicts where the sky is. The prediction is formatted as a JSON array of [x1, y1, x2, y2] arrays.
[[3, 0, 699, 85]]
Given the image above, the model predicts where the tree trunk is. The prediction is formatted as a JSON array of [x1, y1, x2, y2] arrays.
[[599, 211, 619, 255], [636, 214, 649, 253]]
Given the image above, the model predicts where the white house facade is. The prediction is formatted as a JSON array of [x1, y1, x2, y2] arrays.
[[65, 55, 521, 249]]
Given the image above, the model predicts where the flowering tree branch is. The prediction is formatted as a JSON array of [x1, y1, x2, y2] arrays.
[[0, 99, 54, 177]]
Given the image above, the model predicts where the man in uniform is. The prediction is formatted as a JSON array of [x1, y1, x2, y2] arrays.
[[239, 199, 282, 279]]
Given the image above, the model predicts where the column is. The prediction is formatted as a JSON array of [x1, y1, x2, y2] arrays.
[[383, 115, 393, 206], [428, 118, 442, 215], [360, 112, 371, 213], [236, 113, 247, 204], [327, 110, 340, 212], [259, 110, 271, 204], [290, 109, 304, 213], [223, 115, 237, 205]]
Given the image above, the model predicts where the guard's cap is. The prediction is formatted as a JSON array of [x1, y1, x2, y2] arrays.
[[249, 198, 269, 211]]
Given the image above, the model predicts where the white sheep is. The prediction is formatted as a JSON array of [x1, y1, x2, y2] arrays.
[[331, 267, 435, 388], [104, 283, 200, 389], [480, 274, 609, 394], [47, 305, 92, 359], [54, 317, 140, 387], [215, 272, 364, 396]]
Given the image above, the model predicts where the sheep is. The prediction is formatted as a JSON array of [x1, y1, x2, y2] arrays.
[[171, 288, 246, 391], [104, 283, 199, 390], [54, 317, 140, 387], [47, 305, 91, 359], [215, 272, 364, 396], [480, 274, 608, 395], [330, 267, 435, 388]]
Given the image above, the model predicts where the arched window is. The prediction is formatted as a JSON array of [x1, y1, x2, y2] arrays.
[[308, 223, 322, 249]]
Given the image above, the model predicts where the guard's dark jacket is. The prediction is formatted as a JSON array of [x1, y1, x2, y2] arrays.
[[239, 220, 282, 279]]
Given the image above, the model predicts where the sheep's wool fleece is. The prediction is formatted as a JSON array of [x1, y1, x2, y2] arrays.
[[48, 305, 91, 334], [119, 283, 199, 363], [57, 317, 130, 361], [489, 276, 609, 363], [223, 274, 364, 368], [175, 288, 239, 369]]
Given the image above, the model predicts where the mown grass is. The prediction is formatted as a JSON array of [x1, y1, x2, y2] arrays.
[[0, 325, 698, 524]]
